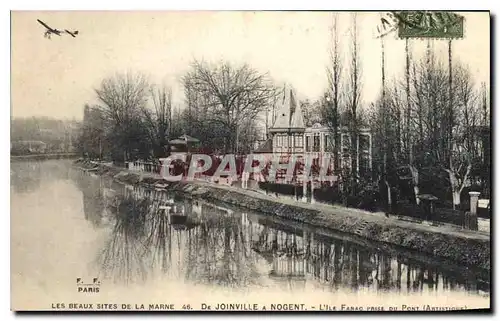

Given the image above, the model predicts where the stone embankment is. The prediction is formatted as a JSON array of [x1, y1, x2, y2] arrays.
[[74, 159, 490, 271]]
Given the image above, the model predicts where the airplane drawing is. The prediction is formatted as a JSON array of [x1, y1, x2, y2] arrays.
[[37, 19, 79, 39]]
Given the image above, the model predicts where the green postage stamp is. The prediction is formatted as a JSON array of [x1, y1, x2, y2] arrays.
[[396, 11, 464, 39]]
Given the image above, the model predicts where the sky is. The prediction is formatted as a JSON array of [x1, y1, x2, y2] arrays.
[[11, 11, 490, 120]]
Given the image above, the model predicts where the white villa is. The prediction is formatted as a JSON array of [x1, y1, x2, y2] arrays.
[[255, 88, 373, 176]]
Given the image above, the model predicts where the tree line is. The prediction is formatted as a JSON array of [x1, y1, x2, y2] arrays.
[[79, 13, 490, 210], [79, 60, 281, 163], [11, 116, 80, 155], [318, 13, 490, 209], [368, 50, 490, 208]]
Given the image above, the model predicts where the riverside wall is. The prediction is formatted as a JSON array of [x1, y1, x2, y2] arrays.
[[75, 159, 490, 271]]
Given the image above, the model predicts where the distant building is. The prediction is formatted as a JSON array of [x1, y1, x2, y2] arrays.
[[255, 88, 372, 175], [11, 140, 47, 154]]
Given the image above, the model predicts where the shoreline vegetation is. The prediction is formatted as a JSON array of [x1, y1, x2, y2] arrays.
[[74, 159, 490, 272], [10, 153, 78, 161]]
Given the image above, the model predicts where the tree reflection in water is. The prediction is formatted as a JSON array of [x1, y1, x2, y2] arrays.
[[247, 217, 488, 294], [183, 205, 263, 288], [93, 184, 488, 295], [97, 194, 150, 285], [75, 176, 105, 227], [11, 161, 42, 194], [11, 159, 75, 194]]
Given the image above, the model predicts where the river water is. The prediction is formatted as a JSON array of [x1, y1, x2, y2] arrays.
[[11, 160, 490, 311]]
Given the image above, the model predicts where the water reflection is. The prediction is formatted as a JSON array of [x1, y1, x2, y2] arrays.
[[94, 185, 265, 287], [11, 159, 73, 194], [250, 218, 487, 294], [98, 196, 150, 284], [77, 174, 488, 295], [75, 176, 105, 227], [11, 161, 42, 194]]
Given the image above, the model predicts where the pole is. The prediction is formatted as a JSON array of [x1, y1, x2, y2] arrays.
[[405, 38, 413, 164], [356, 135, 359, 175], [265, 107, 269, 139], [381, 33, 392, 213], [302, 151, 307, 203], [448, 39, 453, 168], [381, 35, 386, 174]]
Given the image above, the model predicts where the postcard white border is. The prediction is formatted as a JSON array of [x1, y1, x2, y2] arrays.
[[2, 1, 496, 320]]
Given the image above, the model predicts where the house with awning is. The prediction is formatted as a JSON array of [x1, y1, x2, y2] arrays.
[[253, 86, 372, 176], [168, 134, 200, 155]]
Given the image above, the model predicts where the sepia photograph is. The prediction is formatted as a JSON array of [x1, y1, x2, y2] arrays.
[[10, 9, 491, 312]]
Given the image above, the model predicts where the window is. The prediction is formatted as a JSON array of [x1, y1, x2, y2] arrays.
[[313, 135, 320, 152], [359, 134, 370, 152], [295, 135, 303, 147], [325, 134, 333, 152], [306, 136, 311, 152]]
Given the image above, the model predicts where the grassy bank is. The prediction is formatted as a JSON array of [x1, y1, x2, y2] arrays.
[[74, 159, 491, 271]]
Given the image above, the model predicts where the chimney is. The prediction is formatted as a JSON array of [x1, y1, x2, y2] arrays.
[[469, 191, 480, 215]]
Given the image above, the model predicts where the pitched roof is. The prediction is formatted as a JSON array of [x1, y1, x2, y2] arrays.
[[169, 135, 200, 145], [290, 90, 304, 128], [271, 87, 305, 132], [178, 134, 200, 143], [254, 138, 273, 153]]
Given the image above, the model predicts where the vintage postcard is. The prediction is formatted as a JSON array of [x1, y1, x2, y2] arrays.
[[10, 10, 491, 312]]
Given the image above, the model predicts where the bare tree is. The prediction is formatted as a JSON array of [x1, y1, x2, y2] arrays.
[[404, 39, 412, 162], [95, 72, 151, 162], [479, 82, 491, 195], [345, 13, 362, 192], [480, 82, 490, 127], [412, 54, 472, 208], [302, 99, 322, 127], [379, 24, 392, 210], [454, 65, 478, 156], [182, 60, 278, 153], [444, 64, 478, 209], [372, 50, 487, 209], [402, 39, 421, 205], [322, 13, 343, 173], [141, 83, 172, 158]]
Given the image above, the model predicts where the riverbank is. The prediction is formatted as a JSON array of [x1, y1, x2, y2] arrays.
[[74, 159, 491, 271], [11, 153, 78, 161]]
